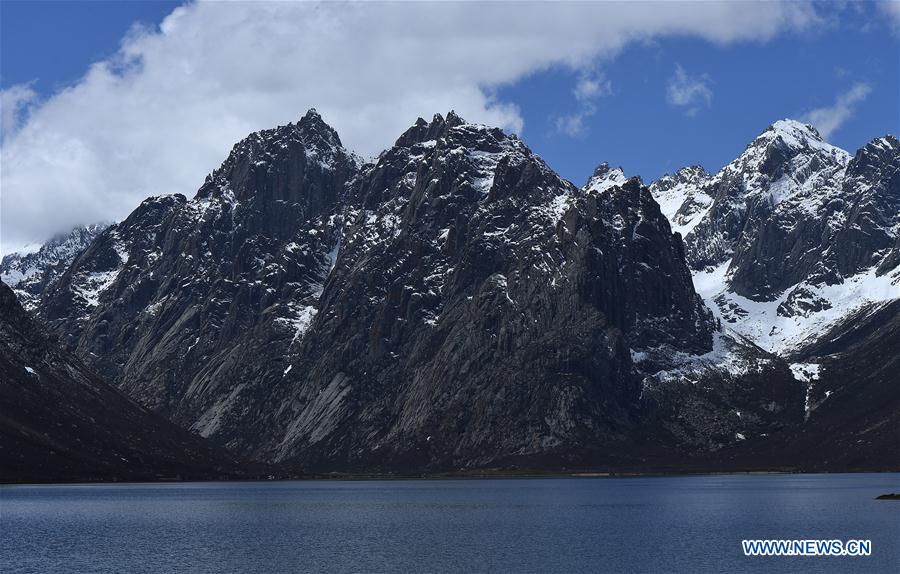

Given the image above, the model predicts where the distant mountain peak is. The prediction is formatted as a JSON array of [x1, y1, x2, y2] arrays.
[[0, 222, 111, 310], [769, 118, 823, 140], [740, 118, 849, 166], [584, 162, 629, 193], [671, 165, 710, 180]]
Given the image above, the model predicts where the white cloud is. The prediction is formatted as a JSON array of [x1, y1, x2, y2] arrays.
[[574, 74, 612, 102], [879, 0, 900, 34], [0, 1, 823, 251], [666, 65, 713, 116], [555, 72, 612, 137], [0, 83, 38, 141], [801, 83, 872, 139], [555, 112, 591, 138]]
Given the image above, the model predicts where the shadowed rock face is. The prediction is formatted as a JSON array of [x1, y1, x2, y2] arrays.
[[264, 117, 717, 470], [38, 111, 735, 471], [39, 110, 360, 449], [0, 282, 243, 483]]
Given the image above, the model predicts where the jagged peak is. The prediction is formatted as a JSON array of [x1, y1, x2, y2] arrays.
[[225, 109, 345, 159], [716, 118, 851, 183], [769, 118, 822, 140], [650, 165, 711, 191], [295, 108, 343, 148], [865, 134, 899, 152], [138, 193, 187, 208], [394, 110, 508, 149], [747, 118, 848, 159], [445, 110, 465, 127], [845, 133, 900, 175], [584, 162, 629, 194], [672, 164, 710, 180]]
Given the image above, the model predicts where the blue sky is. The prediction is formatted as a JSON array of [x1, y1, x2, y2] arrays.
[[1, 1, 898, 249], [505, 24, 900, 183], [1, 1, 181, 94]]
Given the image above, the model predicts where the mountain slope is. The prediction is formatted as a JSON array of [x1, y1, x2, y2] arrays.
[[0, 282, 246, 483]]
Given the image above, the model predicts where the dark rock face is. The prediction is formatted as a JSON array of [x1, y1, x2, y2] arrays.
[[262, 119, 716, 470], [0, 282, 243, 483], [37, 111, 728, 470], [728, 134, 900, 300], [34, 111, 892, 473], [0, 223, 109, 310], [735, 300, 900, 471], [40, 110, 360, 452], [683, 121, 850, 283]]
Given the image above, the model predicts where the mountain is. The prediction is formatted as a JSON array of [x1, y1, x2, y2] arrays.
[[0, 223, 109, 310], [648, 120, 899, 469], [653, 120, 900, 356], [32, 111, 892, 473], [0, 281, 248, 483]]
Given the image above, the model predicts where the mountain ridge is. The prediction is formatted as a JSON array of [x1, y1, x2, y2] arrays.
[[17, 110, 898, 474]]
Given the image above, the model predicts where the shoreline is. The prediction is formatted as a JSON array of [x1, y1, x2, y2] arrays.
[[3, 467, 898, 487]]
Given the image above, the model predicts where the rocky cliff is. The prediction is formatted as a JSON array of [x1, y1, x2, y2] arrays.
[[31, 112, 893, 473]]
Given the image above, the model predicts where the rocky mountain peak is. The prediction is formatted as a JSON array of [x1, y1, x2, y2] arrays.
[[296, 107, 344, 148], [649, 165, 711, 196], [767, 118, 823, 143], [393, 110, 498, 150], [195, 110, 359, 206], [583, 162, 629, 194], [850, 133, 900, 170], [735, 118, 850, 182], [670, 165, 710, 184]]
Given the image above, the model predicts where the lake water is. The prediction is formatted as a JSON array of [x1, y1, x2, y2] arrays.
[[1, 474, 897, 573]]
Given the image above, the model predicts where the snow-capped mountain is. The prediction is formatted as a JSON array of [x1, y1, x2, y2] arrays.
[[653, 120, 900, 357], [0, 223, 109, 310], [25, 111, 895, 473], [650, 121, 899, 458], [34, 110, 811, 472], [583, 162, 629, 193]]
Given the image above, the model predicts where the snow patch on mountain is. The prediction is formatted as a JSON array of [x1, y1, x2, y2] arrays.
[[694, 261, 899, 355], [0, 223, 110, 309], [584, 162, 628, 194], [648, 166, 713, 236]]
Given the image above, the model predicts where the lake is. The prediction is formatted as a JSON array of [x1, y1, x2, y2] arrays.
[[1, 474, 897, 573]]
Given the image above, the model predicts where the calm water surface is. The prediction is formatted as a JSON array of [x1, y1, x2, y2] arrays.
[[1, 473, 898, 573]]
